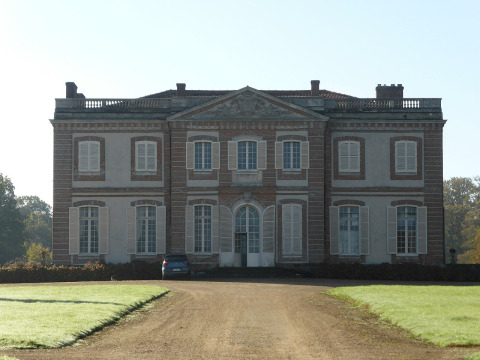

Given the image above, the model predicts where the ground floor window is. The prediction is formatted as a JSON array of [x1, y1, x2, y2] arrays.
[[194, 205, 212, 252], [339, 206, 359, 255], [79, 206, 99, 254], [235, 206, 259, 253], [137, 206, 156, 253], [397, 206, 417, 254]]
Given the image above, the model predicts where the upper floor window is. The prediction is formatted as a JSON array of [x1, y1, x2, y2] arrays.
[[238, 141, 257, 170], [195, 142, 212, 170], [194, 205, 212, 253], [79, 206, 99, 254], [339, 141, 360, 173], [283, 141, 301, 170], [136, 141, 157, 172], [79, 141, 100, 172], [395, 141, 417, 173]]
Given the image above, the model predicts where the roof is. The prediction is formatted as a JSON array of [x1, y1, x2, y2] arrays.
[[142, 88, 356, 99]]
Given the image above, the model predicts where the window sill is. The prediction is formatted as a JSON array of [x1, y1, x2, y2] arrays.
[[193, 169, 213, 173], [395, 253, 418, 257], [236, 170, 259, 174], [282, 169, 302, 173]]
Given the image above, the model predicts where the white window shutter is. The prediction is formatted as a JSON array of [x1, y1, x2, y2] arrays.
[[351, 142, 360, 172], [99, 207, 109, 254], [228, 141, 237, 170], [275, 142, 283, 169], [282, 204, 292, 254], [186, 142, 194, 170], [69, 207, 80, 255], [146, 142, 157, 171], [211, 205, 220, 253], [406, 142, 417, 171], [126, 207, 136, 254], [387, 206, 397, 254], [360, 206, 369, 255], [78, 142, 89, 172], [292, 205, 302, 255], [185, 205, 194, 253], [417, 206, 427, 254], [156, 206, 166, 254], [329, 206, 339, 254], [257, 141, 267, 170], [263, 205, 275, 253], [212, 142, 220, 169], [90, 142, 100, 171], [301, 141, 309, 169], [220, 205, 233, 252]]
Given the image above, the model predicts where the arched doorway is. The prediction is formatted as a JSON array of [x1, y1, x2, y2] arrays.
[[234, 205, 260, 267]]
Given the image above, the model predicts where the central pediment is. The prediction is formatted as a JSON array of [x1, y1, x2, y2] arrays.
[[168, 87, 326, 121]]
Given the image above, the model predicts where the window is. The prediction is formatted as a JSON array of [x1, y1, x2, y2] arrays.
[[396, 206, 417, 254], [136, 141, 157, 172], [194, 142, 212, 170], [339, 207, 359, 255], [339, 141, 360, 172], [194, 205, 212, 252], [283, 142, 301, 170], [238, 141, 257, 170], [395, 141, 417, 172], [79, 207, 99, 254], [235, 206, 260, 253], [387, 205, 427, 255], [136, 206, 156, 253], [330, 204, 369, 255], [79, 141, 100, 172], [282, 204, 302, 255]]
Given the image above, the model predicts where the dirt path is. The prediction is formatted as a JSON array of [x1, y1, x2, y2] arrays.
[[1, 279, 476, 359]]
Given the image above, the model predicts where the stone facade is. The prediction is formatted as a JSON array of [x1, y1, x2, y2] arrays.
[[51, 81, 446, 268]]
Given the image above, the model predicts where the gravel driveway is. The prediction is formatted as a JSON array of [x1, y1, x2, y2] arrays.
[[1, 278, 476, 359]]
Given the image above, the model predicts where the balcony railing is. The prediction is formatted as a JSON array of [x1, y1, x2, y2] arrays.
[[56, 98, 171, 110], [325, 98, 441, 111]]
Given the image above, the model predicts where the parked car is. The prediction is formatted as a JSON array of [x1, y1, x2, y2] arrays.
[[162, 254, 191, 280]]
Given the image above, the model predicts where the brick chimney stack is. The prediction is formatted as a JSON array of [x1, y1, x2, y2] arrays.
[[176, 83, 186, 96], [66, 82, 78, 98], [311, 80, 320, 96], [376, 84, 404, 99]]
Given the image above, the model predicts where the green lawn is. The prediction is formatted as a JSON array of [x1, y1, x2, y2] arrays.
[[0, 285, 168, 349], [328, 285, 480, 347]]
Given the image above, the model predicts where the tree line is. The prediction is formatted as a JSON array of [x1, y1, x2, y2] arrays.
[[1, 173, 480, 264], [0, 174, 52, 264]]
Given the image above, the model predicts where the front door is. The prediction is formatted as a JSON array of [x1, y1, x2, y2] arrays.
[[235, 206, 260, 267]]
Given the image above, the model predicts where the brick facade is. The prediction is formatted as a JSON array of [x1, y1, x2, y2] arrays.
[[51, 82, 446, 267]]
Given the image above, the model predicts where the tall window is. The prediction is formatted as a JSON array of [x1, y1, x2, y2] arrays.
[[136, 141, 157, 171], [283, 141, 300, 170], [195, 142, 212, 170], [397, 206, 417, 254], [79, 207, 99, 253], [339, 141, 360, 172], [339, 207, 359, 254], [235, 206, 260, 253], [194, 205, 212, 252], [79, 141, 100, 172], [137, 206, 156, 253], [238, 141, 257, 170], [395, 141, 417, 172]]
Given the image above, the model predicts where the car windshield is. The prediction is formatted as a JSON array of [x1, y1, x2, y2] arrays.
[[166, 256, 188, 262]]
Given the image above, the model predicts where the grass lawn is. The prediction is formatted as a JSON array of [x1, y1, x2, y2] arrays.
[[328, 285, 480, 347], [0, 284, 168, 349]]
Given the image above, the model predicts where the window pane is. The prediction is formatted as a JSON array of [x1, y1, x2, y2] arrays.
[[203, 142, 212, 170], [283, 142, 291, 169], [238, 142, 247, 169], [339, 206, 360, 255], [195, 142, 203, 170]]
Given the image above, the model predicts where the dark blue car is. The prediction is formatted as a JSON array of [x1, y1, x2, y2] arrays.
[[162, 254, 191, 280]]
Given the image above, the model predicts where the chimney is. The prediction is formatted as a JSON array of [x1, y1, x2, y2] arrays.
[[376, 84, 404, 99], [176, 83, 186, 96], [311, 80, 320, 96], [66, 82, 78, 98]]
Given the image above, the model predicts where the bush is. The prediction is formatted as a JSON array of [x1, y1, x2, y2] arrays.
[[0, 260, 162, 283]]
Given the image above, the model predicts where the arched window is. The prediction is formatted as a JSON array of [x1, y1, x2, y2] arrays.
[[235, 206, 260, 253]]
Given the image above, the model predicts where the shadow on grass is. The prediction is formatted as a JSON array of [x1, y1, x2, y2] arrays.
[[0, 298, 124, 306]]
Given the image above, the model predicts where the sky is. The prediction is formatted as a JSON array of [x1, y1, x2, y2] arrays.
[[1, 0, 479, 206]]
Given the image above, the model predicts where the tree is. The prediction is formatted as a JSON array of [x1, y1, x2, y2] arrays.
[[17, 196, 52, 249], [24, 242, 52, 265], [0, 174, 25, 263], [443, 177, 479, 260]]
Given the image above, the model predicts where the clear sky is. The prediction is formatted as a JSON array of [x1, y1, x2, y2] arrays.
[[1, 0, 479, 206]]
